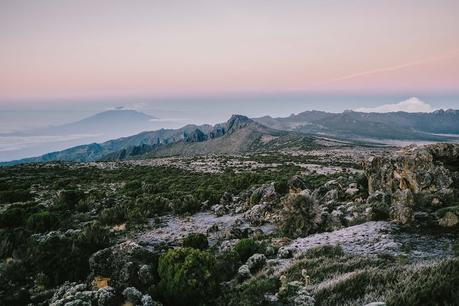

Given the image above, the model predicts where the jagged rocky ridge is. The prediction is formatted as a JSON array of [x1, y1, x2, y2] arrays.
[[1, 115, 318, 166], [254, 108, 459, 141]]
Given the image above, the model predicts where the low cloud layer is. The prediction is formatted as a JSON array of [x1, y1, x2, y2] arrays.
[[355, 97, 433, 113]]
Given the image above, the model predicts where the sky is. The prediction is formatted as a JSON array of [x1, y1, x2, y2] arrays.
[[1, 0, 459, 106]]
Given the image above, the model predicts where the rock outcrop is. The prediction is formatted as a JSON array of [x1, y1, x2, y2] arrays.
[[363, 144, 459, 227]]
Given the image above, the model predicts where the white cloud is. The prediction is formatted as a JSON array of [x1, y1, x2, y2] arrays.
[[355, 97, 433, 113]]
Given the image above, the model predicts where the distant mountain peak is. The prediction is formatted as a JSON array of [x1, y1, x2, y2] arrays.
[[226, 114, 253, 133], [354, 97, 433, 113]]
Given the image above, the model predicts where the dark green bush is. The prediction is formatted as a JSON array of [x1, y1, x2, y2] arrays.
[[136, 195, 171, 217], [158, 247, 217, 306], [0, 190, 32, 204], [182, 233, 209, 250], [26, 211, 59, 232], [56, 189, 84, 209], [0, 208, 25, 228], [170, 195, 201, 215], [214, 250, 241, 282], [77, 222, 112, 254], [279, 193, 318, 238], [234, 238, 261, 262], [99, 204, 127, 225], [386, 258, 459, 306], [274, 179, 289, 195]]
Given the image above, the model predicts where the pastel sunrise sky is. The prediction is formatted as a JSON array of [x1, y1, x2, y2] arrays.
[[1, 0, 459, 103]]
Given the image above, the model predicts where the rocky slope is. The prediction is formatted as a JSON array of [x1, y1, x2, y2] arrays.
[[363, 143, 459, 227], [254, 109, 459, 141], [1, 115, 322, 165]]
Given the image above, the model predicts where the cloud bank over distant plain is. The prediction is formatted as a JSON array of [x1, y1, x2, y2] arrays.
[[355, 97, 433, 113]]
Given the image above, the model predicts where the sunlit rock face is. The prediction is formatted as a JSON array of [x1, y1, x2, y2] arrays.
[[363, 143, 459, 226]]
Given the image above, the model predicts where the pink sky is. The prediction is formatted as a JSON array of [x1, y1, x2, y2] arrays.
[[1, 0, 458, 101]]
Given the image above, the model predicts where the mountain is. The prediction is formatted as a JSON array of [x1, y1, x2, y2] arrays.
[[105, 115, 319, 160], [254, 109, 459, 141], [7, 109, 157, 137], [1, 115, 321, 165]]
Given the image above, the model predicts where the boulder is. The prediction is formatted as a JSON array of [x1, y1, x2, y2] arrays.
[[391, 189, 414, 225], [363, 144, 459, 227], [246, 253, 267, 272], [237, 264, 251, 279], [89, 241, 156, 290]]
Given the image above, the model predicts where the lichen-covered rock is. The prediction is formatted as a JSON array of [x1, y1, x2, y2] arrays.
[[288, 175, 310, 192], [363, 144, 458, 194], [244, 204, 270, 225], [391, 189, 414, 225], [246, 253, 266, 272], [122, 287, 142, 304], [249, 183, 279, 205], [438, 211, 459, 227], [366, 191, 392, 221], [89, 241, 156, 290], [278, 247, 292, 259], [363, 144, 459, 227], [237, 264, 251, 279], [49, 282, 116, 306]]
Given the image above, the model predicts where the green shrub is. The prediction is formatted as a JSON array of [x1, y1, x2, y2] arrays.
[[26, 211, 59, 232], [136, 195, 171, 217], [0, 207, 25, 228], [56, 189, 84, 209], [249, 189, 263, 205], [78, 222, 112, 254], [274, 179, 289, 195], [214, 250, 241, 282], [0, 189, 32, 204], [127, 207, 148, 227], [234, 238, 261, 262], [386, 258, 459, 306], [236, 278, 278, 306], [158, 247, 217, 306], [183, 233, 209, 250], [279, 193, 318, 238], [170, 195, 201, 215], [99, 204, 127, 225]]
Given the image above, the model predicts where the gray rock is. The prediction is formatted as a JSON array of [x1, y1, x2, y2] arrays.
[[246, 253, 267, 271], [122, 287, 143, 304], [238, 264, 251, 279]]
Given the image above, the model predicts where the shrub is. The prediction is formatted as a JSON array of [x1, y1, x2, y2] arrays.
[[158, 247, 217, 306], [0, 189, 32, 204], [56, 189, 84, 209], [274, 179, 289, 195], [214, 250, 241, 282], [127, 207, 148, 227], [26, 211, 59, 232], [279, 193, 318, 238], [234, 238, 261, 262], [99, 204, 127, 225], [78, 222, 112, 254], [0, 207, 25, 228], [386, 258, 459, 306], [182, 233, 209, 250], [170, 195, 201, 215], [136, 195, 171, 217], [27, 233, 91, 285]]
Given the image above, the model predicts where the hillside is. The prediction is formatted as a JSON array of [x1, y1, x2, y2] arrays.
[[1, 115, 320, 165], [254, 109, 459, 141]]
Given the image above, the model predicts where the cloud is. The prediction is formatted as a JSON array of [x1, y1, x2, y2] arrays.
[[354, 97, 433, 113]]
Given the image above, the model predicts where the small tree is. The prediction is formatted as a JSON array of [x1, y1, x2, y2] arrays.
[[279, 193, 318, 238], [234, 238, 261, 262], [26, 211, 59, 232], [158, 247, 217, 306], [182, 233, 209, 250]]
